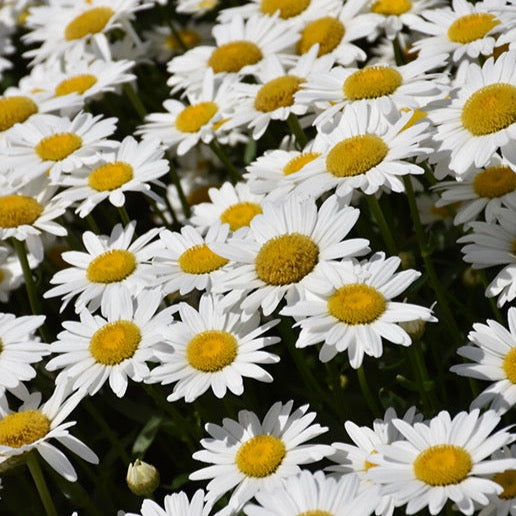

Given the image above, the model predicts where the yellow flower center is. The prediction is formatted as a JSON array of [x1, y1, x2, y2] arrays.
[[461, 83, 516, 136], [371, 0, 412, 15], [343, 66, 402, 100], [328, 284, 386, 324], [175, 102, 218, 133], [260, 0, 310, 18], [89, 320, 141, 365], [473, 166, 516, 198], [187, 185, 212, 206], [298, 512, 333, 516], [0, 410, 50, 448], [88, 162, 134, 192], [297, 17, 345, 56], [503, 347, 516, 383], [208, 41, 263, 73], [35, 132, 82, 162], [0, 96, 38, 132], [64, 7, 115, 41], [255, 233, 319, 285], [236, 435, 286, 477], [55, 74, 98, 96], [220, 202, 262, 231], [186, 330, 238, 372], [86, 249, 137, 283], [254, 76, 304, 113], [400, 107, 427, 131], [283, 152, 321, 176], [493, 469, 516, 500], [413, 445, 472, 486], [165, 29, 201, 50], [0, 270, 4, 285], [326, 134, 389, 177], [178, 244, 229, 274], [447, 13, 500, 44], [0, 195, 43, 228]]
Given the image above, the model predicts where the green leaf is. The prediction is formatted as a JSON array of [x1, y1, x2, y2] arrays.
[[132, 415, 163, 457]]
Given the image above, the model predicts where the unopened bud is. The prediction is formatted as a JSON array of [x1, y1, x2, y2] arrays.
[[398, 251, 415, 270], [462, 267, 482, 287], [399, 319, 427, 341], [126, 459, 160, 496]]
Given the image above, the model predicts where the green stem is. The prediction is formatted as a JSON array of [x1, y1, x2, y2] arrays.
[[408, 341, 437, 414], [286, 113, 308, 149], [161, 189, 180, 226], [357, 365, 381, 418], [392, 36, 406, 66], [123, 82, 147, 119], [208, 139, 242, 183], [366, 194, 397, 256], [118, 206, 131, 226], [26, 453, 58, 516], [85, 213, 100, 234], [168, 160, 191, 218]]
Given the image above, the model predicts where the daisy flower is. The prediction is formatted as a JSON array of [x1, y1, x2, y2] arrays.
[[368, 409, 516, 515], [148, 293, 280, 402], [416, 192, 457, 227], [281, 252, 436, 367], [167, 14, 299, 92], [44, 222, 161, 315], [458, 207, 516, 307], [55, 136, 169, 217], [407, 0, 516, 63], [429, 51, 516, 176], [433, 154, 516, 226], [244, 470, 378, 516], [0, 313, 48, 396], [152, 223, 232, 296], [0, 112, 118, 184], [287, 103, 431, 199], [211, 194, 370, 316], [138, 69, 239, 155], [0, 382, 98, 481], [127, 490, 211, 516], [46, 289, 175, 398], [450, 307, 516, 416], [189, 400, 334, 514], [190, 181, 265, 233], [176, 0, 219, 16]]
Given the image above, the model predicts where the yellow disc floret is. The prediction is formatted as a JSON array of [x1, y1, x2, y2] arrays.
[[220, 202, 262, 231], [297, 17, 345, 56], [55, 74, 98, 96], [343, 66, 402, 100], [35, 133, 82, 162], [208, 41, 263, 73], [175, 102, 218, 133], [473, 166, 516, 198], [64, 7, 115, 41], [503, 347, 516, 384], [0, 195, 43, 228], [89, 320, 141, 365], [88, 162, 134, 192], [255, 233, 319, 285], [448, 13, 500, 44], [260, 0, 310, 18], [283, 152, 321, 176], [254, 76, 304, 112], [413, 445, 472, 486], [86, 249, 137, 283], [0, 96, 38, 132], [493, 469, 516, 499], [328, 284, 386, 324], [371, 0, 412, 15], [186, 330, 238, 372], [298, 512, 333, 516], [0, 410, 50, 448], [165, 29, 201, 50], [461, 83, 516, 136], [236, 435, 286, 477], [178, 244, 229, 274], [326, 135, 389, 178]]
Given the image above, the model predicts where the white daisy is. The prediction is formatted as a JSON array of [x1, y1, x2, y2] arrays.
[[368, 409, 516, 515], [189, 400, 334, 514], [127, 489, 211, 516], [450, 307, 516, 416], [148, 293, 280, 402], [0, 382, 98, 481], [458, 207, 516, 307], [55, 136, 169, 217], [0, 313, 48, 396], [429, 51, 516, 176], [44, 222, 161, 315], [176, 0, 219, 16], [281, 252, 436, 367], [151, 223, 232, 296], [0, 112, 118, 184], [46, 289, 174, 398], [244, 470, 379, 516], [211, 194, 370, 316]]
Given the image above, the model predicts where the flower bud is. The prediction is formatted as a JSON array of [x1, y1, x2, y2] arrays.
[[126, 459, 160, 497], [399, 318, 427, 341]]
